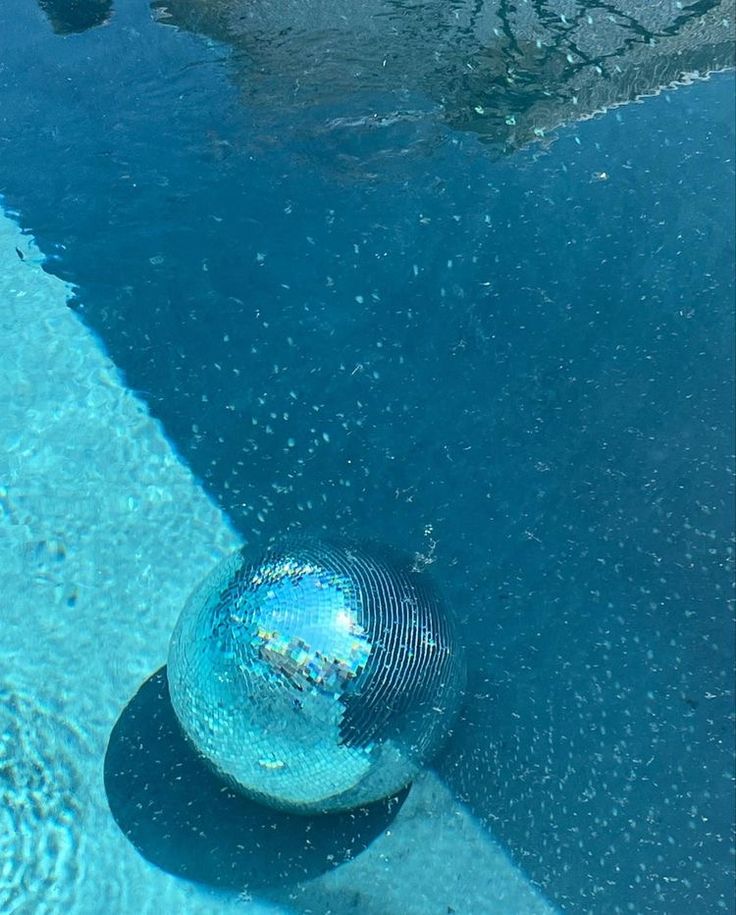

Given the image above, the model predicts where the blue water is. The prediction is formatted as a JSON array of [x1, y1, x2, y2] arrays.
[[1, 0, 734, 912]]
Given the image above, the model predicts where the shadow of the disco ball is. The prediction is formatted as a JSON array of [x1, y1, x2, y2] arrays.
[[104, 667, 409, 892]]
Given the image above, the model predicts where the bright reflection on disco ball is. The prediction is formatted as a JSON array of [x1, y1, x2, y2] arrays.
[[167, 539, 466, 814]]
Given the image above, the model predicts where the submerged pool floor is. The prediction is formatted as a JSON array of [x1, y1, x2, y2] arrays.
[[0, 208, 558, 913]]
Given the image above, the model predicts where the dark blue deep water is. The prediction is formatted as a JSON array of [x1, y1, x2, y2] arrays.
[[1, 1, 734, 912]]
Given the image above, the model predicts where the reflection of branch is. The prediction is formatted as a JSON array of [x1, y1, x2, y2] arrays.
[[528, 0, 722, 80], [464, 0, 663, 97], [457, 0, 733, 117], [151, 0, 735, 154], [666, 0, 723, 36], [495, 0, 525, 58], [37, 0, 113, 34]]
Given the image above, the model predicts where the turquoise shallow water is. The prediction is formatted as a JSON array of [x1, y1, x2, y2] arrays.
[[0, 1, 734, 913]]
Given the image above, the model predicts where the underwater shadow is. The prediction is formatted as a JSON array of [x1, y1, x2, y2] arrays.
[[104, 667, 408, 892]]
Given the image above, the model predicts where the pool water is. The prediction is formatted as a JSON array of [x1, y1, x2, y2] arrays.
[[0, 1, 734, 913]]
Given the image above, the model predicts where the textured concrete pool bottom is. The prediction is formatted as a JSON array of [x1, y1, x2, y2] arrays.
[[0, 207, 556, 915]]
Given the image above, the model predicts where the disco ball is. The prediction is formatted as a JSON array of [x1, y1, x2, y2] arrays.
[[167, 539, 466, 814]]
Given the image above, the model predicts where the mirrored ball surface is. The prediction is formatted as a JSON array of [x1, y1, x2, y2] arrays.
[[167, 540, 465, 813]]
